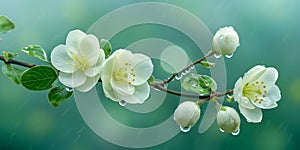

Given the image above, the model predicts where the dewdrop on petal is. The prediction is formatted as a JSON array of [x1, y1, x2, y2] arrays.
[[174, 101, 200, 132], [217, 106, 241, 134], [212, 26, 239, 56]]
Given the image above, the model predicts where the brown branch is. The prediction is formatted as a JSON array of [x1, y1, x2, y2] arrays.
[[163, 50, 214, 84], [0, 56, 35, 68]]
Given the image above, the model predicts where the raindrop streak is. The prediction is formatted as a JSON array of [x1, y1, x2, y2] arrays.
[[65, 87, 74, 92], [225, 54, 233, 58], [180, 126, 191, 132], [232, 128, 240, 136], [119, 100, 127, 106], [214, 54, 222, 58], [175, 74, 182, 80], [219, 128, 225, 133]]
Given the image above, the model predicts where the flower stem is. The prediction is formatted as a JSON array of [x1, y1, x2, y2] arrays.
[[162, 50, 215, 85], [0, 56, 35, 68]]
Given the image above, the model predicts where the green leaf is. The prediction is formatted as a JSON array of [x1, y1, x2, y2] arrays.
[[200, 61, 215, 68], [21, 66, 57, 91], [220, 106, 227, 111], [182, 74, 217, 95], [1, 64, 23, 84], [100, 39, 112, 58], [21, 45, 48, 62], [2, 51, 19, 62], [0, 16, 15, 33], [48, 86, 73, 107], [147, 75, 155, 85]]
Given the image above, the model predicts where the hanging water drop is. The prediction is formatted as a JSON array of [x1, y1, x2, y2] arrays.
[[214, 53, 222, 58], [180, 126, 191, 132], [119, 100, 127, 106], [190, 65, 195, 69], [226, 94, 233, 99], [231, 128, 240, 136], [219, 128, 225, 133], [175, 74, 182, 80], [225, 54, 233, 58], [65, 87, 74, 92]]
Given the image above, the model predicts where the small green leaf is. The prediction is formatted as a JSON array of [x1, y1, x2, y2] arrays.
[[100, 39, 112, 58], [0, 16, 15, 33], [2, 51, 19, 62], [21, 66, 57, 91], [21, 45, 48, 62], [220, 106, 227, 111], [147, 75, 155, 85], [48, 86, 73, 107], [1, 64, 23, 84], [200, 61, 215, 68], [182, 74, 217, 95]]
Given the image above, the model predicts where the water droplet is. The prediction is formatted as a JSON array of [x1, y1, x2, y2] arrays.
[[226, 94, 233, 99], [119, 100, 127, 106], [192, 83, 197, 87], [237, 43, 240, 47], [231, 128, 240, 136], [225, 54, 233, 58], [214, 53, 222, 58], [65, 87, 74, 92], [219, 128, 225, 133], [181, 72, 187, 76], [180, 126, 191, 132], [175, 74, 182, 80], [190, 65, 195, 69]]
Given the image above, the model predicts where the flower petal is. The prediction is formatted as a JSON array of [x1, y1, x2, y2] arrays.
[[239, 105, 262, 123], [239, 97, 255, 109], [58, 71, 86, 88], [131, 55, 153, 85], [243, 65, 266, 83], [252, 85, 281, 109], [51, 45, 77, 73], [66, 30, 86, 56], [233, 77, 243, 101], [111, 79, 135, 95], [76, 74, 100, 92], [78, 34, 101, 65], [84, 50, 105, 77], [115, 82, 150, 104], [256, 67, 278, 85]]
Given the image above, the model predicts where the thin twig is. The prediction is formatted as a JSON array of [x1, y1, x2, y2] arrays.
[[0, 56, 35, 68], [162, 50, 214, 84]]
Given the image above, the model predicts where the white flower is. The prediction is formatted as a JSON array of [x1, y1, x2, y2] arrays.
[[101, 49, 153, 104], [233, 65, 281, 123], [217, 106, 240, 133], [51, 30, 105, 92], [212, 26, 239, 55], [174, 101, 200, 128]]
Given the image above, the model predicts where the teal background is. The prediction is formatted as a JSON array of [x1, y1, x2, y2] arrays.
[[0, 0, 299, 149]]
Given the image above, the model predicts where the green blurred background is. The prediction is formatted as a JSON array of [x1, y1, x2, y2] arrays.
[[1, 0, 299, 149]]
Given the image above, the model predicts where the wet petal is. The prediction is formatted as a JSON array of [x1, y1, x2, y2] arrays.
[[239, 105, 262, 123], [78, 34, 101, 65], [58, 71, 86, 88], [76, 74, 100, 92], [51, 45, 77, 73], [66, 30, 85, 56]]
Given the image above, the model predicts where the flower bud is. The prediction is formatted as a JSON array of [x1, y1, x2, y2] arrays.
[[212, 26, 239, 55], [217, 106, 240, 133], [174, 101, 200, 129]]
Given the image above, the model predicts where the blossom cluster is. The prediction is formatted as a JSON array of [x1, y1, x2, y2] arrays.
[[51, 30, 153, 104]]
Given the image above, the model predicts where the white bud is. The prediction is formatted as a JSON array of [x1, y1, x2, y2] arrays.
[[212, 26, 239, 55], [217, 106, 240, 133], [174, 101, 200, 128]]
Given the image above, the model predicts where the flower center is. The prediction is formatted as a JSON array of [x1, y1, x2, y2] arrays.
[[73, 54, 89, 71], [113, 62, 136, 85], [242, 81, 267, 104]]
